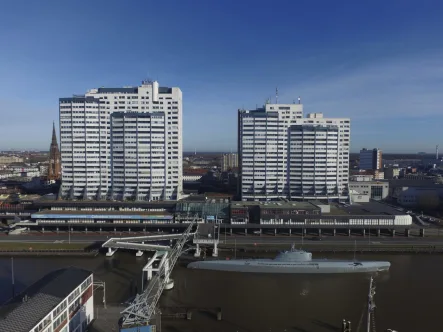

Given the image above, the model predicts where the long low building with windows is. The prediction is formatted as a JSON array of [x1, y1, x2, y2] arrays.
[[7, 196, 413, 230], [0, 267, 93, 332], [32, 210, 175, 226], [231, 200, 412, 226]]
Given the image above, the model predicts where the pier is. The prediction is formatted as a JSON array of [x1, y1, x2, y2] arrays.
[[101, 218, 199, 331], [193, 222, 220, 257]]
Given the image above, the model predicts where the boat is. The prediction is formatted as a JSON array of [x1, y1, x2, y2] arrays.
[[187, 245, 391, 274]]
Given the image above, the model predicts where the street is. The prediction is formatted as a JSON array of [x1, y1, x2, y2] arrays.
[[3, 232, 443, 246]]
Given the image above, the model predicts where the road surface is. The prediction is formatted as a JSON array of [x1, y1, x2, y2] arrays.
[[3, 233, 443, 246]]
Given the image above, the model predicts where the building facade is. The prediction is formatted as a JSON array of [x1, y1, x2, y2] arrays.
[[238, 103, 303, 201], [48, 122, 61, 181], [221, 153, 238, 171], [288, 113, 350, 200], [0, 155, 23, 165], [183, 174, 203, 182], [0, 267, 93, 332], [238, 104, 350, 201], [349, 180, 389, 201], [59, 80, 182, 200], [396, 187, 443, 208], [360, 148, 382, 170], [384, 167, 400, 179], [350, 174, 374, 182], [110, 112, 178, 201]]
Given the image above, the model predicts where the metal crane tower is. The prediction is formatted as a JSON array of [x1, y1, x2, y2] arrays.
[[117, 220, 197, 329]]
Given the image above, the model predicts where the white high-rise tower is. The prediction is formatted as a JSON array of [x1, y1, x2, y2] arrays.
[[238, 103, 350, 201], [59, 80, 182, 200], [238, 103, 303, 201]]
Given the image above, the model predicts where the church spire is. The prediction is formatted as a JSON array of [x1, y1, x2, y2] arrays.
[[51, 121, 58, 145], [48, 121, 61, 181]]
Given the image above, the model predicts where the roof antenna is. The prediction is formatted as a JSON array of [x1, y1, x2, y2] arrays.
[[298, 96, 301, 104], [276, 87, 279, 104]]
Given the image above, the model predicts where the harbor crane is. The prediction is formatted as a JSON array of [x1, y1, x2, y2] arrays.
[[102, 216, 198, 329]]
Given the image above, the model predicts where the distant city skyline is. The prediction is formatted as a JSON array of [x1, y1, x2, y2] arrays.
[[1, 1, 443, 152], [0, 148, 442, 156]]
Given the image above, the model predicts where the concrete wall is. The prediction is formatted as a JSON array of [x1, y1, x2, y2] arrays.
[[350, 192, 370, 203], [312, 203, 331, 213], [349, 181, 389, 200]]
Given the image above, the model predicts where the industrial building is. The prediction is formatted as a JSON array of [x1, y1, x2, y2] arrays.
[[238, 102, 350, 201], [59, 80, 183, 201], [0, 267, 93, 332]]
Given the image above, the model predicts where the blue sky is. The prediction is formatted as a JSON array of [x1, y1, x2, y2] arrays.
[[0, 0, 443, 153]]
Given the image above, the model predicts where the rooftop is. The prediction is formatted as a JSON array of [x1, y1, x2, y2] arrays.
[[389, 178, 442, 188], [328, 201, 404, 216], [0, 267, 91, 332], [231, 201, 319, 210], [33, 210, 171, 216], [34, 200, 177, 208], [98, 87, 138, 94], [183, 169, 208, 175], [349, 180, 389, 185]]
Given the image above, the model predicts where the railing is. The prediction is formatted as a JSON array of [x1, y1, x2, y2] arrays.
[[120, 218, 197, 327]]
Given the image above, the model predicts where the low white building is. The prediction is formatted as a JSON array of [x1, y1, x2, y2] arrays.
[[348, 181, 389, 201], [0, 267, 94, 332]]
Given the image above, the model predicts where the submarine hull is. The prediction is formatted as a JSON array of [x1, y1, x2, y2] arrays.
[[187, 259, 391, 274]]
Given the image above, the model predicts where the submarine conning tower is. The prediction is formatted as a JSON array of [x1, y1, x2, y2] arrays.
[[274, 250, 312, 262]]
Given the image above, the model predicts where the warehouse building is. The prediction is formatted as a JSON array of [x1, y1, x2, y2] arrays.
[[0, 267, 93, 332]]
